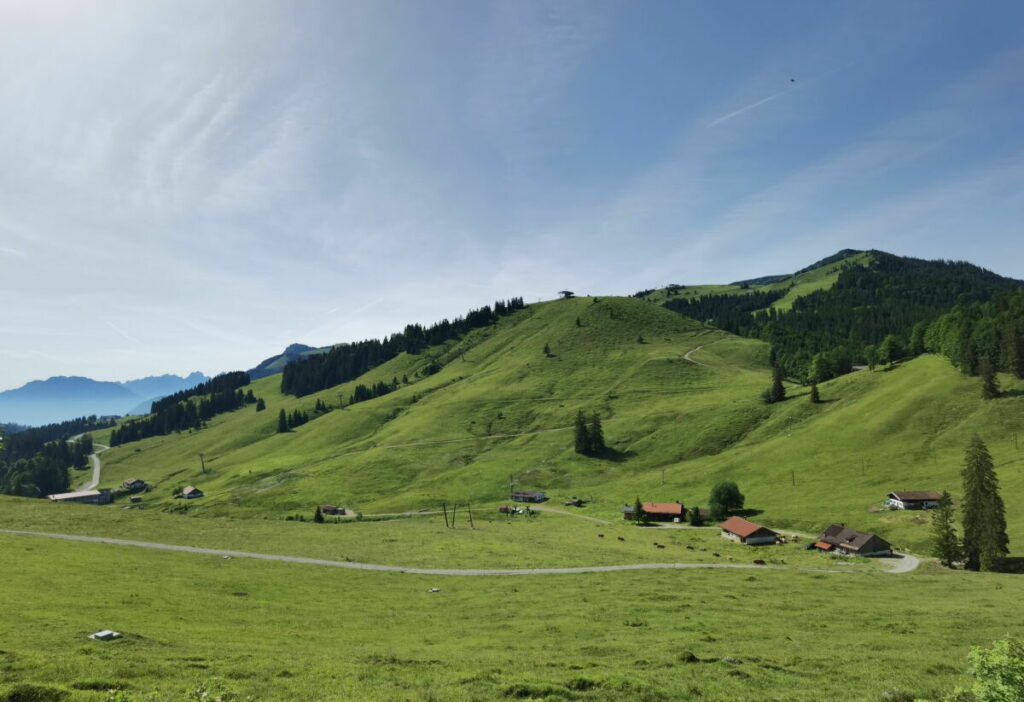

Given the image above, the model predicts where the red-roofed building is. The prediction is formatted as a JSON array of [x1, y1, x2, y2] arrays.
[[621, 501, 686, 522], [718, 516, 778, 545]]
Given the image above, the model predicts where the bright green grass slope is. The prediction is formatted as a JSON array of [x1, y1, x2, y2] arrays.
[[0, 524, 1021, 702], [90, 295, 1023, 556], [95, 297, 772, 517], [763, 250, 873, 311]]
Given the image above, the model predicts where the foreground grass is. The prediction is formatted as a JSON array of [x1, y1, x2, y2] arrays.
[[0, 529, 1020, 702]]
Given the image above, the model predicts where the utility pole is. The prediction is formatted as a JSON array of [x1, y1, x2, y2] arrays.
[[661, 468, 665, 486], [791, 470, 796, 487], [508, 474, 516, 500], [198, 453, 207, 474], [441, 502, 450, 529], [467, 503, 475, 529], [450, 503, 457, 528]]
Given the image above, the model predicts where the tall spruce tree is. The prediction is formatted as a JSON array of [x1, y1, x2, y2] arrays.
[[810, 384, 820, 403], [961, 436, 1009, 571], [980, 356, 1000, 399], [588, 413, 605, 455], [277, 409, 288, 433], [574, 410, 590, 455], [764, 366, 785, 404], [930, 491, 961, 568]]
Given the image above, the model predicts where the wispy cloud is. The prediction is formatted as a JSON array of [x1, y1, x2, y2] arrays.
[[707, 87, 795, 128]]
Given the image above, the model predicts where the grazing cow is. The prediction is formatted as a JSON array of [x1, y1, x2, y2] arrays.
[[656, 544, 666, 549], [597, 534, 604, 538], [685, 545, 694, 550], [617, 536, 625, 541], [712, 553, 720, 557], [753, 559, 766, 565]]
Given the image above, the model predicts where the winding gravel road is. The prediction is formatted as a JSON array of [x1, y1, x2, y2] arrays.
[[79, 444, 110, 491], [0, 528, 916, 575]]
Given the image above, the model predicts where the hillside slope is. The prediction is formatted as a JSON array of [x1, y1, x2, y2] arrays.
[[85, 295, 1024, 556]]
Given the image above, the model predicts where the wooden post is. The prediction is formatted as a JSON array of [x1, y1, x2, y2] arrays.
[[450, 503, 457, 528], [198, 453, 207, 474], [791, 470, 796, 487], [441, 502, 450, 529], [467, 503, 475, 529]]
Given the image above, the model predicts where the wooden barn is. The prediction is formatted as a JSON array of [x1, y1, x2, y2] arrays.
[[814, 524, 892, 556], [622, 501, 686, 522], [718, 516, 778, 545], [511, 490, 548, 503]]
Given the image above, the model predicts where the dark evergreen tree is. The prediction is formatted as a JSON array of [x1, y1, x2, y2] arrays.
[[277, 409, 288, 434], [980, 356, 1000, 400], [764, 366, 786, 404], [588, 413, 606, 455], [314, 506, 325, 523], [961, 436, 1009, 571], [930, 491, 961, 568], [255, 398, 266, 412], [633, 497, 648, 525], [543, 343, 552, 357], [909, 321, 929, 356], [810, 384, 820, 403], [575, 316, 582, 328], [574, 410, 590, 455], [688, 505, 703, 527]]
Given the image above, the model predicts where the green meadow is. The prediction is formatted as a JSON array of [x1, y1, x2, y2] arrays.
[[1, 518, 1022, 701]]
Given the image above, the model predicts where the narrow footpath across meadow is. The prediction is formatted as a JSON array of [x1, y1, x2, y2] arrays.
[[0, 528, 919, 575]]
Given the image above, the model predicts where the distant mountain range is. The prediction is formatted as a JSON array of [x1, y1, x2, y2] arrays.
[[0, 372, 208, 427]]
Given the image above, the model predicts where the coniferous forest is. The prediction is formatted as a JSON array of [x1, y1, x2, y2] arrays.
[[663, 252, 1021, 382], [110, 373, 259, 447], [0, 417, 104, 498], [281, 298, 525, 397]]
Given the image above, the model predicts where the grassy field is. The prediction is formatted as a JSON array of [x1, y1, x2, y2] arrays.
[[0, 496, 885, 572], [1, 515, 1021, 702]]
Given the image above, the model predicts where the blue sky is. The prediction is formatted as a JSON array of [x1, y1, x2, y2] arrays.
[[1, 0, 1023, 390]]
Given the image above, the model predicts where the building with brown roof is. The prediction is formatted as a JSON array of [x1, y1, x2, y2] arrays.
[[621, 501, 686, 522], [181, 486, 204, 499], [47, 489, 112, 505], [886, 491, 942, 510], [815, 524, 892, 556], [718, 516, 778, 545]]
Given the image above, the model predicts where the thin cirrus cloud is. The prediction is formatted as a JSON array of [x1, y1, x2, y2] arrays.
[[1, 1, 1023, 391]]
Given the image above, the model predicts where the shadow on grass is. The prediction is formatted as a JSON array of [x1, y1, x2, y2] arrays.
[[994, 557, 1024, 574], [731, 508, 764, 518], [596, 448, 636, 463], [996, 389, 1024, 399]]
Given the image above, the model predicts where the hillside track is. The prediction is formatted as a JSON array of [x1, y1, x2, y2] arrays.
[[0, 528, 917, 575], [681, 337, 725, 366], [79, 443, 110, 491]]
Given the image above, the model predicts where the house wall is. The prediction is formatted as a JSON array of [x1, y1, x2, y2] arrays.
[[743, 534, 777, 545]]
